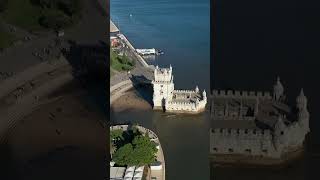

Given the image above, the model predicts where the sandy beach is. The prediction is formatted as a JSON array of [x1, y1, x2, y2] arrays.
[[0, 80, 107, 180], [111, 87, 153, 113]]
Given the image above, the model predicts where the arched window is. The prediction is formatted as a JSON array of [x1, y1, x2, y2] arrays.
[[245, 149, 251, 153]]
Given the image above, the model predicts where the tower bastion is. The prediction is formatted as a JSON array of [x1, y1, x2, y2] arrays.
[[151, 65, 207, 113], [210, 77, 310, 164]]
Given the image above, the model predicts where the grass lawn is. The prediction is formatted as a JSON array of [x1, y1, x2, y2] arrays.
[[0, 29, 15, 48], [1, 0, 43, 31], [110, 49, 135, 72]]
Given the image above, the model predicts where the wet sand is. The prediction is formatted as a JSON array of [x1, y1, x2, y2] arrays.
[[111, 90, 152, 112], [111, 87, 153, 113], [0, 81, 107, 180]]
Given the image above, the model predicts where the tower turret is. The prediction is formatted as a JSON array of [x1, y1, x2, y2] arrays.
[[296, 88, 307, 110], [273, 76, 284, 101], [195, 86, 199, 93], [203, 90, 207, 100], [296, 89, 310, 132], [274, 116, 287, 149]]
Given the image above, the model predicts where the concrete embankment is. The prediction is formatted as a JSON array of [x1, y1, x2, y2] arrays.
[[110, 80, 134, 104], [117, 34, 150, 68]]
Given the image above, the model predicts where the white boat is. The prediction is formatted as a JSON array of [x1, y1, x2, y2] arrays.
[[136, 48, 156, 56]]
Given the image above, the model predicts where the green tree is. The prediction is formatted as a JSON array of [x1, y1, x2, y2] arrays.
[[130, 135, 157, 165], [113, 143, 133, 166], [110, 129, 124, 142], [112, 134, 157, 166]]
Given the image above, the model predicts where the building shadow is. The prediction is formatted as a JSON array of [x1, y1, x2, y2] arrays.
[[62, 40, 109, 117], [129, 74, 153, 107]]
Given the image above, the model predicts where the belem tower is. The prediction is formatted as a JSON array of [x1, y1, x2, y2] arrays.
[[210, 77, 310, 164], [151, 65, 207, 113]]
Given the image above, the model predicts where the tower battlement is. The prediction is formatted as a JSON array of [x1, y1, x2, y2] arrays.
[[212, 90, 272, 99]]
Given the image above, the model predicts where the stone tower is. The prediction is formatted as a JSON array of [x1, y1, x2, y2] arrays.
[[152, 65, 175, 108], [273, 77, 284, 101]]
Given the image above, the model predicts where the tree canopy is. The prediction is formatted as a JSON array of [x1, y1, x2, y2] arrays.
[[112, 134, 157, 166]]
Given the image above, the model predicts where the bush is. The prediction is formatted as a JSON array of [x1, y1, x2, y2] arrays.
[[118, 55, 129, 64]]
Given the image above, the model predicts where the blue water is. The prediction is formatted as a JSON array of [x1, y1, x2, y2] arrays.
[[111, 0, 210, 90], [111, 0, 210, 179]]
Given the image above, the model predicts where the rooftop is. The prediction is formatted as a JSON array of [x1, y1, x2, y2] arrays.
[[211, 96, 293, 130], [171, 91, 202, 103]]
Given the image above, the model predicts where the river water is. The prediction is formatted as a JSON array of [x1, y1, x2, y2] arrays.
[[110, 0, 210, 179]]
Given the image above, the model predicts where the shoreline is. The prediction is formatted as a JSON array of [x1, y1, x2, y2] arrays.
[[210, 145, 305, 168], [111, 87, 153, 112]]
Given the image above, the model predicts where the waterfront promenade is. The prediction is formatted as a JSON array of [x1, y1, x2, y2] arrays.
[[110, 20, 154, 103]]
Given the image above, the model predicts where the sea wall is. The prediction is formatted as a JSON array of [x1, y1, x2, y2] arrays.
[[210, 114, 309, 159], [166, 98, 206, 113]]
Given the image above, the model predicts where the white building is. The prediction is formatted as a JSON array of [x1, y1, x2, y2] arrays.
[[152, 65, 207, 113]]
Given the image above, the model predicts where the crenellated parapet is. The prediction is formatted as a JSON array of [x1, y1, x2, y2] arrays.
[[173, 90, 196, 94], [212, 90, 272, 100]]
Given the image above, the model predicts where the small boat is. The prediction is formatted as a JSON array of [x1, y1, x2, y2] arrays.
[[156, 50, 164, 55], [136, 48, 156, 56]]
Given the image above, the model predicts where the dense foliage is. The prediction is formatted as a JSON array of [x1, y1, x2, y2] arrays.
[[111, 128, 157, 166]]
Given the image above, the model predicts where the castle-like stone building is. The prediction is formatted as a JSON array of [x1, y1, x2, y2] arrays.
[[210, 77, 309, 163], [152, 65, 207, 113]]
